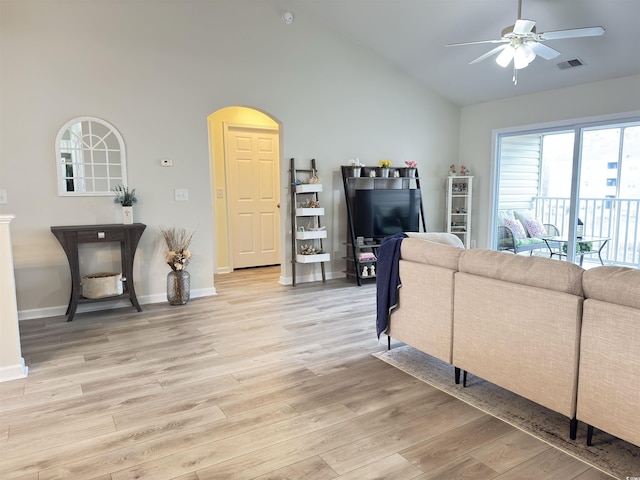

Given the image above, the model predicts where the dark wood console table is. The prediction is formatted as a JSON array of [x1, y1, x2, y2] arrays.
[[51, 223, 146, 321]]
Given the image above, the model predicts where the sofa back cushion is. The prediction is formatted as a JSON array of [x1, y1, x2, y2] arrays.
[[582, 266, 640, 310], [401, 237, 463, 271], [577, 297, 640, 447], [392, 261, 457, 363], [458, 249, 584, 297], [453, 272, 584, 418], [405, 232, 464, 248]]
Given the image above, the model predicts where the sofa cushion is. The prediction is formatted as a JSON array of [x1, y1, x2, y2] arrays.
[[405, 232, 464, 248], [392, 261, 457, 363], [513, 210, 538, 237], [401, 237, 463, 271], [582, 266, 640, 310], [515, 237, 546, 246], [453, 272, 583, 418], [503, 218, 527, 239], [524, 218, 548, 238], [497, 210, 515, 226], [458, 249, 584, 297], [577, 298, 640, 447]]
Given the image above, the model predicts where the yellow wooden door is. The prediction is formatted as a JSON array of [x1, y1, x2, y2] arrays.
[[225, 125, 280, 268]]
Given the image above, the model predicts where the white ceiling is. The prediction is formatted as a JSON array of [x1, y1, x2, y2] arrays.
[[295, 0, 640, 106]]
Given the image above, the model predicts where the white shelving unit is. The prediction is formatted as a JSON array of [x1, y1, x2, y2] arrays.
[[290, 158, 329, 286], [446, 176, 473, 248]]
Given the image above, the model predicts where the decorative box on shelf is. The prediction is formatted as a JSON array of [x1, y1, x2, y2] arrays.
[[81, 272, 123, 299], [357, 252, 377, 262]]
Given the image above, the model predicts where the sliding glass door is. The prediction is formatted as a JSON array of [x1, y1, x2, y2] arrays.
[[494, 117, 639, 267]]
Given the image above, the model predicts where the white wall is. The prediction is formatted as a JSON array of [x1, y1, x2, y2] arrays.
[[460, 74, 640, 249], [0, 0, 460, 318]]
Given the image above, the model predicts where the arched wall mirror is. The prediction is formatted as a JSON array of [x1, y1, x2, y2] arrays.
[[55, 117, 127, 196]]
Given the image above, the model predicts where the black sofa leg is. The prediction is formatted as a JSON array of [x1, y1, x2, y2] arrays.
[[587, 425, 594, 446], [463, 370, 468, 387], [455, 367, 460, 384], [570, 417, 578, 440]]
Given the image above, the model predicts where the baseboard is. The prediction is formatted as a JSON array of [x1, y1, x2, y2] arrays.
[[17, 287, 217, 321], [0, 358, 28, 382]]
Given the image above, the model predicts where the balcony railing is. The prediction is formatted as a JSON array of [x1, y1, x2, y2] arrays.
[[534, 196, 640, 268]]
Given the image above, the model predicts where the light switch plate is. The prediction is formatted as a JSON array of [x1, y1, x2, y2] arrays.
[[174, 188, 189, 201], [0, 190, 7, 204]]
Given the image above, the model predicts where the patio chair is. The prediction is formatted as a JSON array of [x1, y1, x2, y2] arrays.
[[498, 222, 560, 256]]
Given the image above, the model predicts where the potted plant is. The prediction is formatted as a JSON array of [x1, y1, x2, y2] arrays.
[[404, 160, 418, 178], [160, 226, 194, 305], [346, 158, 364, 177], [112, 185, 137, 224], [378, 159, 392, 177]]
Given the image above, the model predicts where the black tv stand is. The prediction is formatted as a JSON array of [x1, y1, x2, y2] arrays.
[[340, 166, 426, 286]]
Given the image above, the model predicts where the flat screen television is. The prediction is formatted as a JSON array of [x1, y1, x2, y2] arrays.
[[354, 189, 421, 240]]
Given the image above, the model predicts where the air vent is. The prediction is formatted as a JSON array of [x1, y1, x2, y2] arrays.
[[557, 58, 585, 70]]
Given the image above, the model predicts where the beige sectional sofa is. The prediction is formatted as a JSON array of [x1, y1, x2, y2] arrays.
[[386, 235, 640, 446]]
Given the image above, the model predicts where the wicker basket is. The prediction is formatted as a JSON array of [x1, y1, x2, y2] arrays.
[[81, 272, 123, 299]]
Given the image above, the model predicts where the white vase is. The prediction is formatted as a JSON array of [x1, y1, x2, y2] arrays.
[[122, 206, 133, 224]]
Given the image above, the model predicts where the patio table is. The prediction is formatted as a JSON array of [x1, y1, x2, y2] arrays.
[[542, 236, 609, 267]]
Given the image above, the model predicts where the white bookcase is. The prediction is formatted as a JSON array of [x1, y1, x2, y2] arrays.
[[446, 176, 473, 248]]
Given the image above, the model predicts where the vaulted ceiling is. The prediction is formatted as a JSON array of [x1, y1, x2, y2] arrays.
[[296, 0, 640, 106]]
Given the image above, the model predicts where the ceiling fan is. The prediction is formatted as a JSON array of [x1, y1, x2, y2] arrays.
[[447, 0, 605, 84]]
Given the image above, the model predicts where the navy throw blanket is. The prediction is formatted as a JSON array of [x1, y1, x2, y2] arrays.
[[376, 232, 407, 339]]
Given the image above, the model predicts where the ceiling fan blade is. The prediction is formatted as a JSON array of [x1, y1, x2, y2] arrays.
[[539, 26, 605, 41], [513, 19, 536, 35], [527, 41, 561, 60], [447, 39, 507, 47], [469, 44, 508, 64]]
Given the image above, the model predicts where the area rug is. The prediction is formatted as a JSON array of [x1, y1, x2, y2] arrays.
[[374, 345, 639, 480]]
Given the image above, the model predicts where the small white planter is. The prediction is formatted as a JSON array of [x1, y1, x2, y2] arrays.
[[122, 206, 133, 224]]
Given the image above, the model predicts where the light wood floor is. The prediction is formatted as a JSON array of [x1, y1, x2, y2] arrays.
[[1, 267, 612, 479]]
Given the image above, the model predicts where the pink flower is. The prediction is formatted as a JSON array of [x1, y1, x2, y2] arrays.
[[405, 161, 417, 168]]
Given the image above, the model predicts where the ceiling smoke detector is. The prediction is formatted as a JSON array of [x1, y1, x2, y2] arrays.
[[282, 11, 294, 24]]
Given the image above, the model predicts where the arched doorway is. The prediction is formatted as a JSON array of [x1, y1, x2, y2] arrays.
[[207, 107, 282, 274]]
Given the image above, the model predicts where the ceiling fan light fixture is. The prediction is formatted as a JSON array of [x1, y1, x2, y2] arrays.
[[496, 46, 515, 67], [514, 43, 536, 69]]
